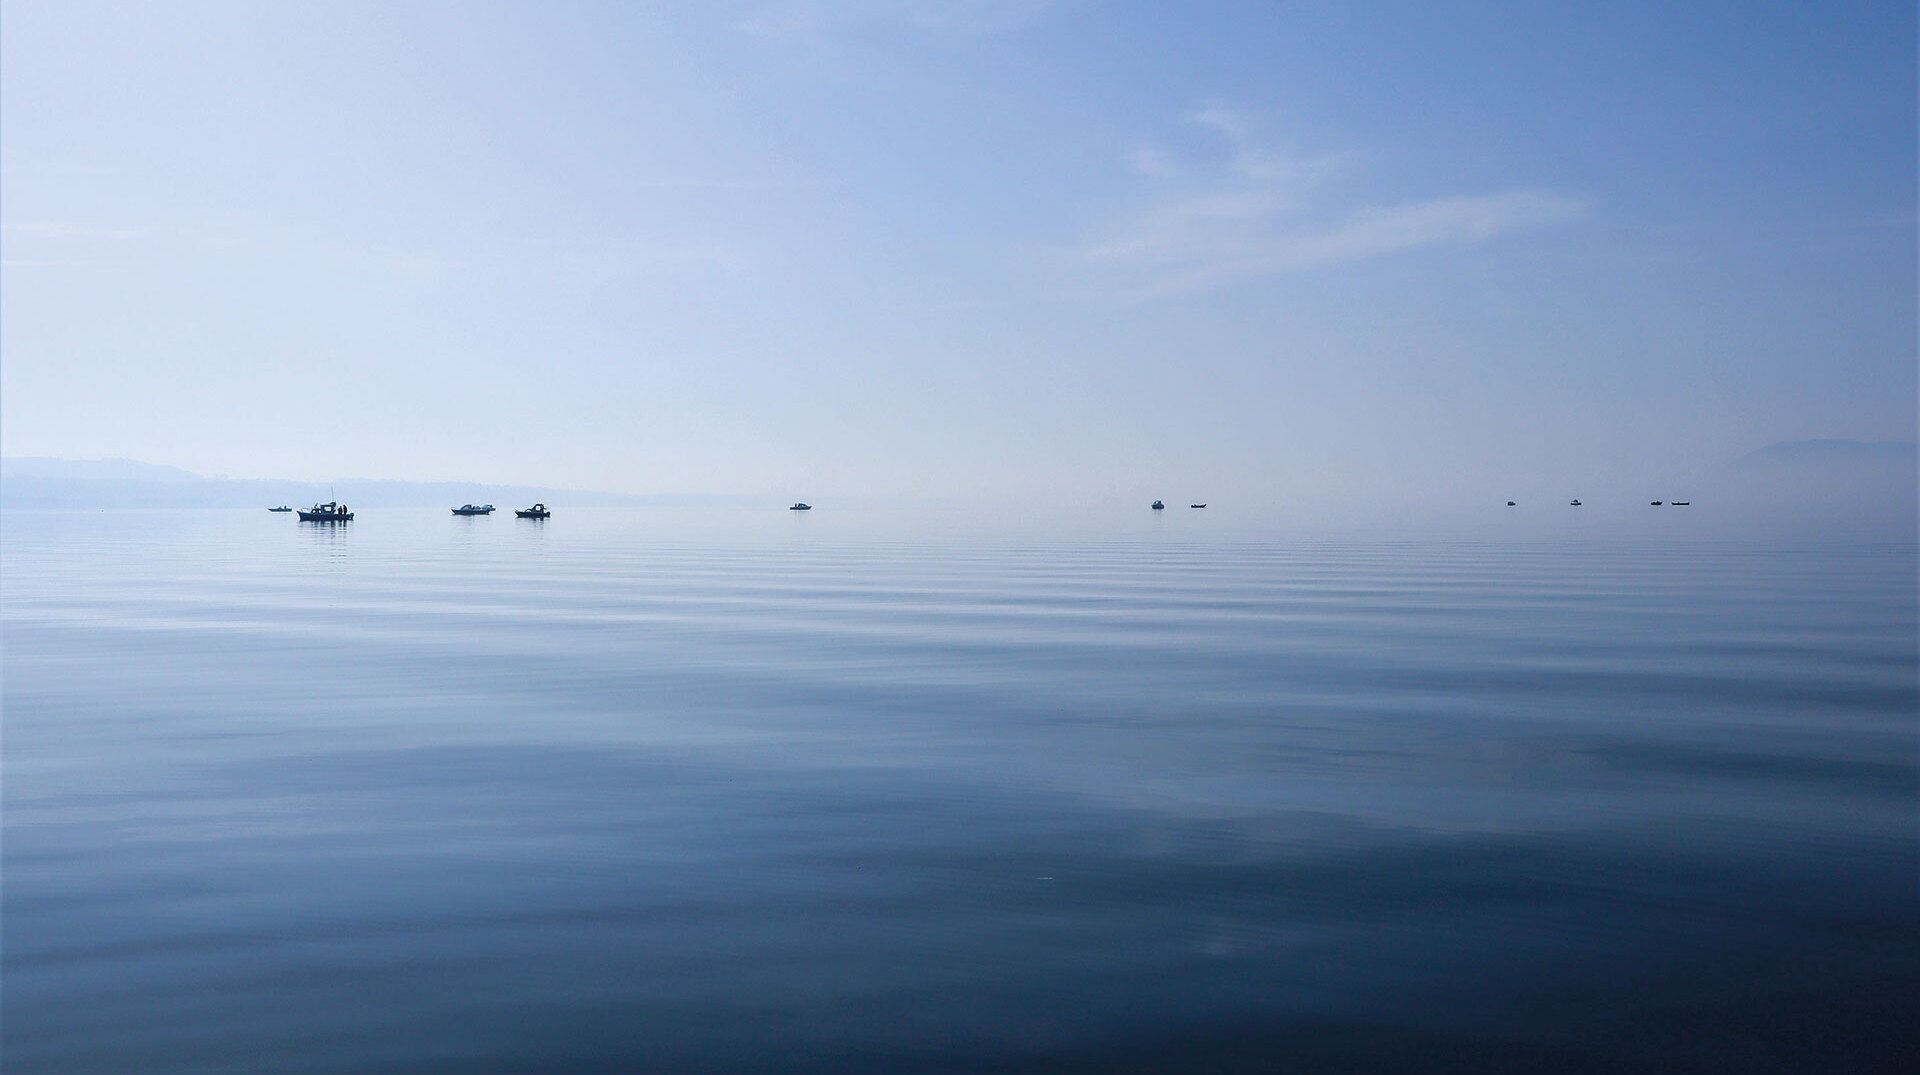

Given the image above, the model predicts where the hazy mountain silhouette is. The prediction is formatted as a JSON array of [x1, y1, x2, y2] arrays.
[[1712, 439, 1916, 536], [0, 457, 753, 509], [1727, 439, 1917, 472]]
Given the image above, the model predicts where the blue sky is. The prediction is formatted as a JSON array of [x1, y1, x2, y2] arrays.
[[3, 1, 1913, 503]]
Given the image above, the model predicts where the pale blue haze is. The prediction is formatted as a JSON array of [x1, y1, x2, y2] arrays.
[[3, 2, 1913, 505]]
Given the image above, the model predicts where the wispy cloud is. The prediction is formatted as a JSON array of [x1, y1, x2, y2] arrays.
[[0, 219, 171, 269], [1074, 105, 1586, 297], [0, 215, 759, 284], [1, 220, 162, 242], [739, 0, 1053, 45]]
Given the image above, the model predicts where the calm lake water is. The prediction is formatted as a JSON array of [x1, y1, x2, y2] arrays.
[[4, 507, 1915, 1073]]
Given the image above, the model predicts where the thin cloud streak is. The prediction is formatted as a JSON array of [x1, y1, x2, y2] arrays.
[[0, 215, 758, 282], [740, 0, 1053, 44], [1086, 189, 1587, 297], [1075, 106, 1586, 297], [1, 220, 162, 242]]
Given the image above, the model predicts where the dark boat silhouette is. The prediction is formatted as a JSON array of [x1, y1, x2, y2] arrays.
[[1569, 499, 1582, 506], [1671, 501, 1690, 506], [297, 501, 352, 521], [515, 503, 550, 519], [1151, 500, 1165, 510], [1507, 501, 1516, 506], [268, 506, 293, 512], [452, 504, 494, 516], [790, 502, 812, 511], [1189, 503, 1206, 508], [1651, 501, 1663, 506]]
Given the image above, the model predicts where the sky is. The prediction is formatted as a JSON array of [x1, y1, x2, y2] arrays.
[[3, 0, 1914, 505]]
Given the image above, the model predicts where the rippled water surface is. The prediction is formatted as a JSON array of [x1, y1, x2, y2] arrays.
[[4, 507, 1915, 1072]]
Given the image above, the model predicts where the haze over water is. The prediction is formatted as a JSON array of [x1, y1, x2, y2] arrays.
[[4, 506, 1914, 1072]]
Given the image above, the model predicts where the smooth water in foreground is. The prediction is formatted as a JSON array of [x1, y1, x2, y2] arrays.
[[4, 507, 1915, 1072]]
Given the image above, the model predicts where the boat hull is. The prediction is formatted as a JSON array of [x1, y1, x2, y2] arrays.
[[297, 512, 352, 521]]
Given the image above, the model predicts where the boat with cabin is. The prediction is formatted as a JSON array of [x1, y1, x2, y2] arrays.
[[515, 504, 550, 519], [297, 501, 352, 521], [269, 505, 293, 512], [1151, 500, 1165, 510], [452, 504, 494, 516]]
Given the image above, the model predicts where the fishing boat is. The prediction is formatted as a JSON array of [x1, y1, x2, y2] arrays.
[[790, 502, 812, 511], [1151, 500, 1165, 510], [1507, 501, 1516, 506], [1651, 501, 1663, 506], [1671, 501, 1691, 506], [452, 504, 494, 516], [297, 501, 352, 521], [268, 505, 293, 512], [515, 504, 550, 519], [1190, 503, 1206, 508], [1569, 499, 1582, 506]]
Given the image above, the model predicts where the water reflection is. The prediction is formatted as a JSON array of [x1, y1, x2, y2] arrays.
[[2, 509, 1914, 1073]]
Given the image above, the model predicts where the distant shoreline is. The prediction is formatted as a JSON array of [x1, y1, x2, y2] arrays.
[[0, 457, 755, 510]]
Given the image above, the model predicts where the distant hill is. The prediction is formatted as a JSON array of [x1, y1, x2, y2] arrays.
[[0, 457, 753, 509], [5, 457, 209, 484], [1727, 439, 1917, 472], [1713, 439, 1916, 534]]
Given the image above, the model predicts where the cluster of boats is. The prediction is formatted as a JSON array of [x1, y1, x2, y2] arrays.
[[271, 502, 352, 521], [270, 502, 551, 521], [455, 503, 551, 518], [274, 497, 1697, 522], [1504, 500, 1692, 507]]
